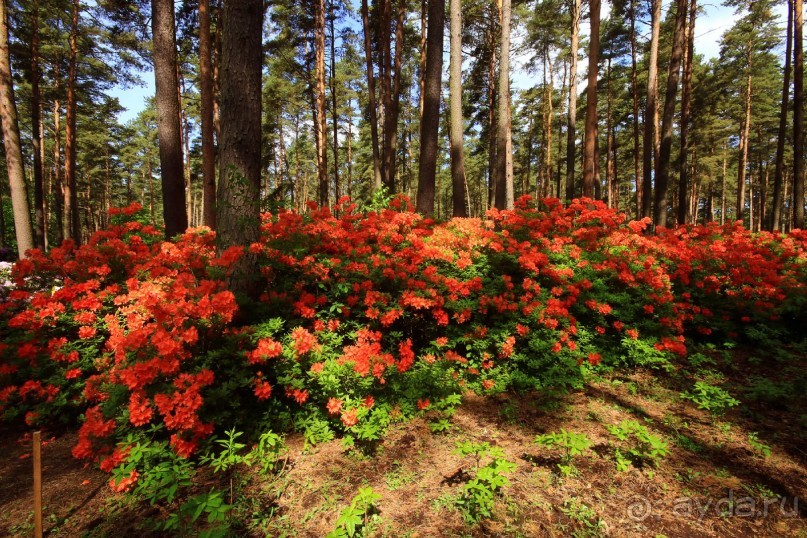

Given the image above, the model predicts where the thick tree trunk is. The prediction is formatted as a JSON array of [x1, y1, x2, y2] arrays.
[[361, 0, 383, 191], [494, 0, 514, 209], [654, 0, 687, 227], [581, 0, 599, 198], [315, 0, 328, 207], [794, 0, 805, 229], [199, 0, 216, 229], [676, 0, 696, 225], [30, 0, 45, 248], [153, 0, 187, 238], [416, 0, 444, 216], [565, 0, 580, 203], [218, 0, 263, 297], [0, 0, 34, 256], [449, 0, 467, 216], [64, 0, 80, 243], [642, 0, 661, 218]]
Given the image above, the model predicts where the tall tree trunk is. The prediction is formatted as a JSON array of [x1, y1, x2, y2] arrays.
[[449, 0, 467, 216], [605, 59, 613, 207], [218, 0, 263, 297], [772, 0, 793, 231], [794, 0, 805, 229], [416, 0, 444, 216], [153, 0, 187, 238], [544, 52, 554, 198], [361, 0, 383, 191], [721, 142, 727, 225], [329, 10, 339, 202], [0, 0, 34, 257], [199, 0, 216, 229], [565, 0, 580, 203], [494, 0, 513, 209], [30, 0, 45, 249], [676, 0, 696, 225], [64, 0, 80, 243], [737, 57, 752, 226], [487, 11, 497, 209], [52, 81, 63, 245], [642, 0, 661, 218], [654, 0, 687, 227], [581, 0, 599, 198], [629, 0, 641, 217], [315, 0, 328, 207], [384, 0, 406, 193]]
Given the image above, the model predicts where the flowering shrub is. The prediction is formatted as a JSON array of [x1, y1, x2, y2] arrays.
[[1, 197, 805, 492]]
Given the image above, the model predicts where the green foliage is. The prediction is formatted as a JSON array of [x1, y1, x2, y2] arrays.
[[681, 381, 739, 416], [618, 337, 674, 372], [534, 430, 593, 476], [747, 432, 771, 459], [606, 420, 669, 471], [453, 441, 517, 523], [326, 487, 382, 538]]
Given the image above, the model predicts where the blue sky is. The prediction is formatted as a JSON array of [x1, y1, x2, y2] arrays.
[[108, 0, 787, 124]]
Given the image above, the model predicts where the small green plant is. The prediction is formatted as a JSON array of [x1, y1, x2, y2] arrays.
[[453, 441, 516, 523], [201, 428, 254, 504], [164, 489, 232, 537], [559, 497, 605, 537], [251, 430, 287, 475], [747, 432, 771, 459], [606, 420, 668, 471], [681, 381, 739, 416], [534, 430, 593, 476], [326, 486, 382, 538]]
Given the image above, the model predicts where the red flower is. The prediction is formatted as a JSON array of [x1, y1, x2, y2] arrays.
[[341, 408, 359, 427], [326, 397, 343, 415]]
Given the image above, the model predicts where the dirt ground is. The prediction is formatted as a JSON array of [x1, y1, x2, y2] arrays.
[[2, 355, 806, 537]]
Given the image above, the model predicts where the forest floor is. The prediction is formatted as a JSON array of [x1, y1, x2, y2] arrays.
[[2, 348, 807, 537]]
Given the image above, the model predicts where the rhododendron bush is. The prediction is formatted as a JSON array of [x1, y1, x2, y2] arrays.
[[1, 198, 806, 487]]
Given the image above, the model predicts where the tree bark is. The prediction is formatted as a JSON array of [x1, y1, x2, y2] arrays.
[[64, 0, 80, 243], [315, 0, 328, 207], [494, 0, 514, 209], [642, 0, 661, 218], [384, 0, 406, 193], [153, 0, 187, 238], [361, 0, 383, 191], [737, 56, 752, 225], [581, 0, 599, 198], [629, 0, 641, 218], [565, 0, 580, 203], [0, 0, 34, 256], [654, 0, 687, 227], [772, 0, 793, 231], [199, 0, 216, 229], [329, 10, 339, 201], [218, 0, 263, 298], [416, 0, 444, 216], [30, 0, 45, 248], [449, 0, 467, 216], [794, 0, 805, 229], [676, 0, 696, 225]]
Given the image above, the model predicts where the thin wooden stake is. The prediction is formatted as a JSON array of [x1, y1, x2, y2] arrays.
[[33, 431, 42, 538]]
